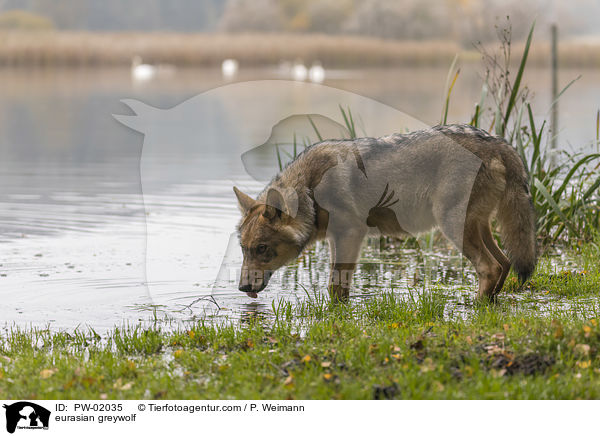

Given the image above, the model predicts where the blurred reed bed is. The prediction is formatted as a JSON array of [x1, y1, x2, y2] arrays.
[[0, 31, 462, 67], [504, 39, 600, 68]]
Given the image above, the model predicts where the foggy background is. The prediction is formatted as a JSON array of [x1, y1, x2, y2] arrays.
[[0, 0, 598, 44]]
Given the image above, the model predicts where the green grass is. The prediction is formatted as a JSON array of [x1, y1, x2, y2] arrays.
[[2, 239, 600, 400]]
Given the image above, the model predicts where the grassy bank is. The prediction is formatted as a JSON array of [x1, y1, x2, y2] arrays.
[[1, 239, 599, 400], [1, 31, 600, 68]]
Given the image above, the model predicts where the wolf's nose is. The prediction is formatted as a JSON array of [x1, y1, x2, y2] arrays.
[[239, 284, 252, 292]]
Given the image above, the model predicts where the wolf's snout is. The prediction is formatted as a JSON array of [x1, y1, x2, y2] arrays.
[[237, 280, 267, 292], [238, 283, 253, 292], [238, 282, 265, 299], [238, 267, 271, 297]]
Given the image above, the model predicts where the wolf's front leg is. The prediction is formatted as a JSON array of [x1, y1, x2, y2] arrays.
[[327, 229, 366, 301]]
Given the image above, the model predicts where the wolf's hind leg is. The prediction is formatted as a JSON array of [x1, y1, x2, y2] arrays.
[[479, 222, 511, 296], [436, 212, 501, 299], [433, 197, 502, 300], [460, 219, 503, 300]]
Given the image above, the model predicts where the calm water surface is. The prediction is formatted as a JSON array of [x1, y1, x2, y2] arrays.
[[0, 65, 598, 331]]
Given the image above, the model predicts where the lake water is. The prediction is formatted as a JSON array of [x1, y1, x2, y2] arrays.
[[0, 65, 598, 331]]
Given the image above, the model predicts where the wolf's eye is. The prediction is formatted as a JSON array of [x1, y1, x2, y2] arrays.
[[256, 244, 267, 254]]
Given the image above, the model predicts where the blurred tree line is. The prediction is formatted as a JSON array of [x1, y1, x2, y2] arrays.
[[219, 0, 600, 44], [0, 0, 225, 31], [0, 0, 598, 44]]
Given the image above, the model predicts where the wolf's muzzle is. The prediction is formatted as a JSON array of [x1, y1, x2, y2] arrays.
[[238, 268, 272, 296], [238, 282, 266, 299]]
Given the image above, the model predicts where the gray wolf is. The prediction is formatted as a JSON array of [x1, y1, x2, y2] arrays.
[[233, 124, 537, 301]]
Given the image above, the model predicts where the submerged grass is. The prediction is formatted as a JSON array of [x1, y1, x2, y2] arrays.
[[1, 239, 600, 399]]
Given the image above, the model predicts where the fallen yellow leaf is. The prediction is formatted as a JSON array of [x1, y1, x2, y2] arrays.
[[554, 325, 564, 339], [173, 349, 184, 358], [112, 378, 133, 390], [486, 344, 504, 355], [301, 355, 311, 363], [420, 357, 435, 373], [576, 360, 591, 369], [119, 382, 133, 391], [40, 368, 57, 379], [492, 368, 507, 378]]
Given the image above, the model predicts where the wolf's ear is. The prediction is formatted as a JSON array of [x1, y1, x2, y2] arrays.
[[263, 188, 288, 221], [233, 187, 256, 213]]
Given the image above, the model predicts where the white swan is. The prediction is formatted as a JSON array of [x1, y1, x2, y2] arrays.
[[131, 56, 157, 82], [308, 62, 325, 83], [221, 59, 239, 79], [291, 62, 308, 81]]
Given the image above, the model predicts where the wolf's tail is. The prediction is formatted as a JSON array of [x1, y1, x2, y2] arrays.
[[496, 162, 538, 283]]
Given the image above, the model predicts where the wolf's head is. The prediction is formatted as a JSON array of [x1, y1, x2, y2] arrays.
[[233, 186, 307, 297]]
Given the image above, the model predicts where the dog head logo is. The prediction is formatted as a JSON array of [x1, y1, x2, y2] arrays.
[[113, 79, 431, 304], [3, 402, 50, 433]]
